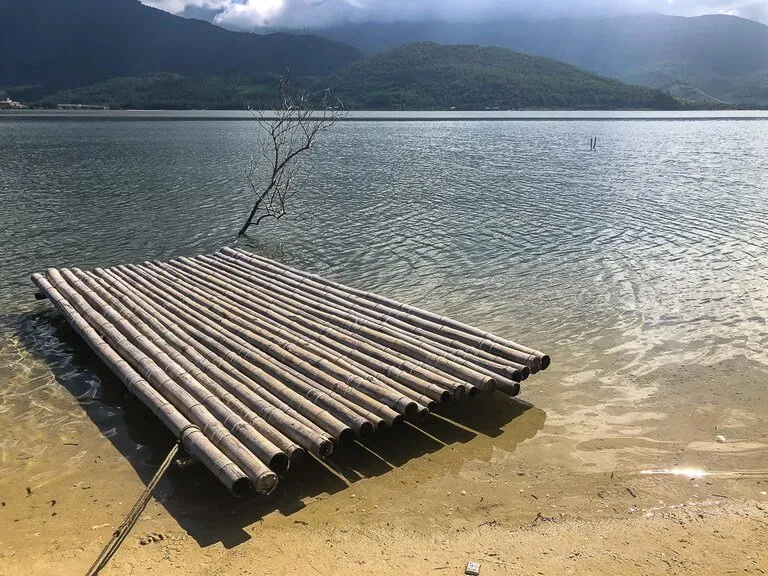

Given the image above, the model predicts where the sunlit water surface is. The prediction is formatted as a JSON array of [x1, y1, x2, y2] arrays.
[[1, 112, 767, 479]]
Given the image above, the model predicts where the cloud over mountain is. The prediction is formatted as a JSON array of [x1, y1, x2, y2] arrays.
[[141, 0, 768, 29]]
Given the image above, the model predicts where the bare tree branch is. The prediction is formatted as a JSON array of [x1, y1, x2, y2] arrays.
[[238, 73, 344, 237]]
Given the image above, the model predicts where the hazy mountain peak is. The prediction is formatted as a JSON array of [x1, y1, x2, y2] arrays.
[[0, 0, 361, 96], [141, 0, 768, 30]]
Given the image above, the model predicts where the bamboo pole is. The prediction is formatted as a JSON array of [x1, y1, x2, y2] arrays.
[[151, 262, 424, 418], [73, 268, 318, 463], [159, 259, 445, 410], [180, 255, 468, 398], [195, 254, 495, 394], [93, 267, 348, 449], [56, 268, 291, 474], [32, 273, 252, 496], [142, 263, 401, 430], [109, 264, 377, 440], [85, 270, 330, 460], [218, 251, 533, 376], [212, 253, 524, 394], [194, 255, 481, 398], [224, 247, 549, 372], [216, 251, 529, 382], [42, 270, 277, 495], [180, 256, 471, 399], [270, 359, 389, 430], [226, 246, 546, 366], [209, 254, 498, 387], [136, 261, 415, 424], [142, 263, 407, 427], [399, 332, 530, 382], [159, 262, 434, 418], [107, 264, 376, 438]]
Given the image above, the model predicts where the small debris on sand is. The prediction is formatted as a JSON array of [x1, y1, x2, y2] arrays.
[[532, 512, 556, 526], [716, 435, 727, 444], [140, 533, 166, 545], [465, 561, 481, 575]]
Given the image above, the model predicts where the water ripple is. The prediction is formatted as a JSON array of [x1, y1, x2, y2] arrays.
[[1, 116, 768, 453]]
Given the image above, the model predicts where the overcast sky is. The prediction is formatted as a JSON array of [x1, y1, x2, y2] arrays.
[[141, 0, 768, 29]]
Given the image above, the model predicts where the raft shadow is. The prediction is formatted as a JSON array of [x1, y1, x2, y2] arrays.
[[15, 308, 546, 550]]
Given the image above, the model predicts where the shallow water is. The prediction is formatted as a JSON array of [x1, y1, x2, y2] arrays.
[[1, 112, 767, 489]]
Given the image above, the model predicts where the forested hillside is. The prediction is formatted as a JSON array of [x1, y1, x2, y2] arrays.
[[328, 43, 680, 110], [0, 0, 361, 99], [316, 14, 768, 105]]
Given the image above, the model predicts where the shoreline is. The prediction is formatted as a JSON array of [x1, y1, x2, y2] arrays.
[[3, 109, 768, 122]]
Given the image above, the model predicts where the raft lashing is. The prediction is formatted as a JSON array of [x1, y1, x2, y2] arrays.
[[32, 247, 550, 496]]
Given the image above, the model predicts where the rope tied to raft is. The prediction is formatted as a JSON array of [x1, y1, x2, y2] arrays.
[[84, 441, 181, 576]]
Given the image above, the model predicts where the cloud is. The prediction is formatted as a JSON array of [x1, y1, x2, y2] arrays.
[[142, 0, 232, 15], [140, 0, 768, 29], [737, 1, 768, 22]]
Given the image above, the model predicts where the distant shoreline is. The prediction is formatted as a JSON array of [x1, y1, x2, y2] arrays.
[[2, 109, 768, 122]]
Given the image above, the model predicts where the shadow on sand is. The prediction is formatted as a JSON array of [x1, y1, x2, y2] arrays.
[[14, 308, 547, 549]]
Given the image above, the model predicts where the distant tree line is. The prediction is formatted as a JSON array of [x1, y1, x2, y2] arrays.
[[23, 43, 761, 111]]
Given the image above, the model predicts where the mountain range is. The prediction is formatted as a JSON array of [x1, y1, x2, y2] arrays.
[[327, 43, 678, 111], [0, 0, 360, 99], [38, 43, 679, 111], [1, 0, 766, 108], [294, 14, 768, 105]]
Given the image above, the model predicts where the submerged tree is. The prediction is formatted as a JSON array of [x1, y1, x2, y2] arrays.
[[238, 74, 343, 236]]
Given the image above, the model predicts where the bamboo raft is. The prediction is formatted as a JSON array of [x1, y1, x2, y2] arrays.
[[32, 247, 550, 496]]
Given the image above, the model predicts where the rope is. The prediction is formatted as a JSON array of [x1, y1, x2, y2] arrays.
[[84, 441, 180, 576]]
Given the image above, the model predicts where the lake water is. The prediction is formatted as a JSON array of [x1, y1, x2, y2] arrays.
[[1, 111, 767, 496]]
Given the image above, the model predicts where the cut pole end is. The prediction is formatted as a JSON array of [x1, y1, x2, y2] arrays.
[[254, 472, 279, 495], [289, 448, 305, 465], [390, 413, 405, 428], [338, 427, 358, 446], [357, 421, 375, 440], [316, 439, 333, 460], [269, 453, 290, 474], [402, 401, 419, 418], [231, 478, 252, 498]]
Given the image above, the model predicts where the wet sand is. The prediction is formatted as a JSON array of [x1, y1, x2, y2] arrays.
[[1, 313, 766, 575]]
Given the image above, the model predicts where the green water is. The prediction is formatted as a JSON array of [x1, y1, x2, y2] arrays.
[[1, 111, 767, 484]]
